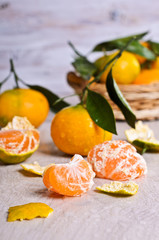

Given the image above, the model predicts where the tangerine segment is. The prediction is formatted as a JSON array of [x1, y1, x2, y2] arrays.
[[87, 140, 147, 181], [0, 129, 40, 164], [43, 154, 95, 196]]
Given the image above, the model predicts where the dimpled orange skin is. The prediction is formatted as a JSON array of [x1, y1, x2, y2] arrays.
[[133, 69, 159, 84], [51, 105, 112, 156], [0, 89, 49, 128], [87, 140, 147, 181], [43, 154, 95, 196]]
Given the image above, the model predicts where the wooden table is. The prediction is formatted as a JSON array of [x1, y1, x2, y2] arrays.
[[1, 0, 159, 239], [0, 116, 159, 240]]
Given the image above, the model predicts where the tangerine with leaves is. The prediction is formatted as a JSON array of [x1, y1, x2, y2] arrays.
[[0, 88, 49, 128], [43, 154, 95, 196], [51, 104, 112, 156], [95, 51, 140, 84]]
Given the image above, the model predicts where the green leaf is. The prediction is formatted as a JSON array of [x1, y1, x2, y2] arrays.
[[106, 70, 136, 128], [72, 57, 97, 80], [26, 84, 70, 113], [86, 88, 117, 134], [69, 41, 97, 80], [92, 32, 156, 60], [148, 41, 159, 55], [92, 32, 148, 51]]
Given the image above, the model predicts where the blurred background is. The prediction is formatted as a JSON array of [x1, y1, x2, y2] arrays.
[[0, 0, 159, 101]]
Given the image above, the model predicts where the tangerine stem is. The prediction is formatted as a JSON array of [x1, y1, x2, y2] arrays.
[[10, 59, 20, 88], [53, 93, 81, 106]]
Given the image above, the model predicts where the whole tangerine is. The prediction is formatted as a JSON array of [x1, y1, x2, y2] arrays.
[[95, 51, 140, 84], [0, 88, 49, 128], [51, 105, 112, 156], [133, 69, 159, 84]]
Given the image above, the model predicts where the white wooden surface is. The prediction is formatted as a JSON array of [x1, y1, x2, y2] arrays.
[[0, 1, 159, 239]]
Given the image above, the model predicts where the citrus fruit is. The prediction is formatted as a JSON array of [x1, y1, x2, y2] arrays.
[[0, 88, 49, 128], [7, 203, 53, 222], [87, 140, 147, 181], [21, 162, 54, 176], [51, 105, 112, 156], [151, 56, 159, 69], [125, 121, 159, 152], [94, 51, 140, 84], [0, 129, 39, 164], [0, 116, 40, 164], [133, 41, 150, 64], [94, 52, 117, 83], [96, 181, 139, 196], [43, 154, 95, 196], [113, 51, 140, 84], [133, 69, 159, 84]]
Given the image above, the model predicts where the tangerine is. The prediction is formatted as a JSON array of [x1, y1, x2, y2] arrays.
[[51, 105, 112, 156], [151, 56, 159, 69], [0, 88, 49, 128], [43, 154, 95, 196], [95, 51, 140, 84], [133, 69, 159, 84], [0, 129, 39, 164], [87, 140, 147, 181]]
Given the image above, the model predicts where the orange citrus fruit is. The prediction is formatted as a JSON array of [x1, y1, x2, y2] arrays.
[[151, 56, 159, 69], [0, 129, 39, 164], [133, 41, 150, 64], [95, 51, 140, 84], [51, 105, 112, 156], [87, 140, 147, 181], [133, 69, 159, 84], [43, 154, 95, 196], [0, 88, 49, 128]]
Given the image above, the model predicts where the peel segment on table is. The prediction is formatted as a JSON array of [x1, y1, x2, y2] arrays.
[[125, 121, 159, 152], [7, 202, 53, 222], [21, 162, 54, 176], [96, 181, 139, 196]]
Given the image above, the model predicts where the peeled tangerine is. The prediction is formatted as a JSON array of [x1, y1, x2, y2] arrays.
[[43, 154, 95, 196], [87, 140, 147, 181]]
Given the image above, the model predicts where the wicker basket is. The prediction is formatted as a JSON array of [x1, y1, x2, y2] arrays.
[[67, 72, 159, 120]]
